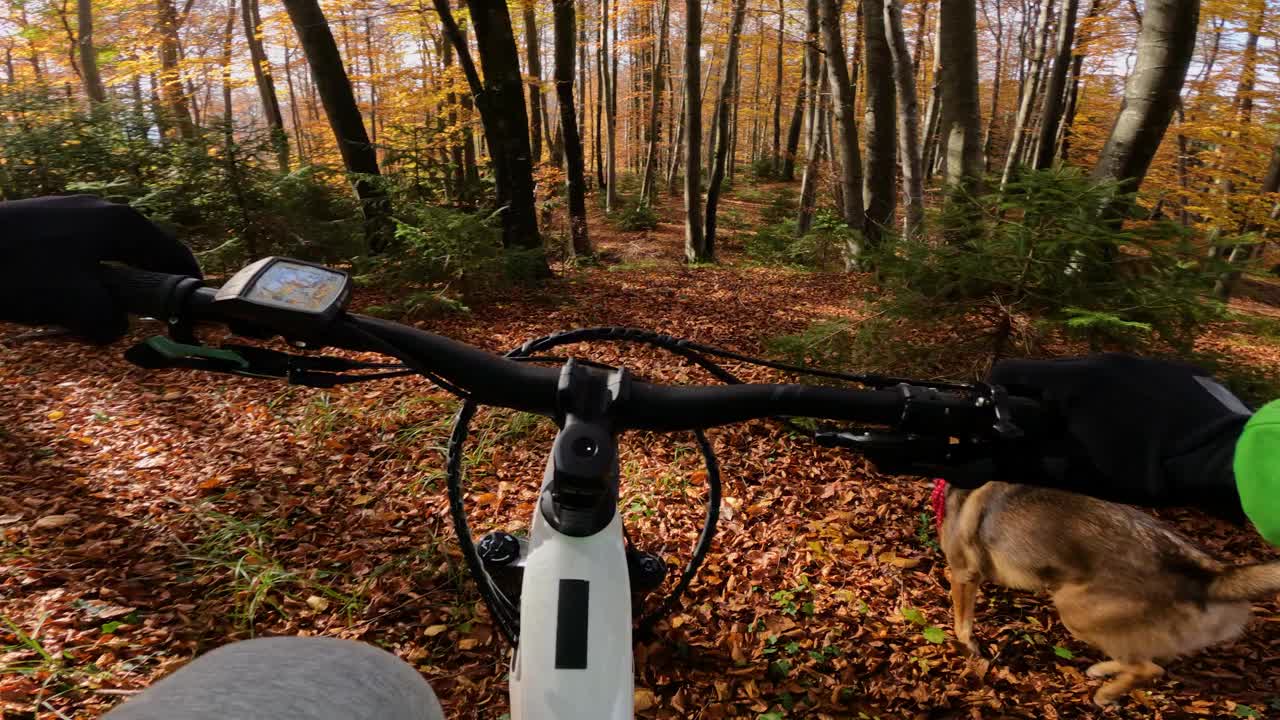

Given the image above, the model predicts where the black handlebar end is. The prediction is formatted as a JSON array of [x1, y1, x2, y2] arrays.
[[99, 262, 203, 321]]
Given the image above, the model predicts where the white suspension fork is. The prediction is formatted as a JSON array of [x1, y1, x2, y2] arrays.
[[508, 457, 634, 720]]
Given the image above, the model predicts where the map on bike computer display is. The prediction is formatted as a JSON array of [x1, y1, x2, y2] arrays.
[[245, 261, 346, 313]]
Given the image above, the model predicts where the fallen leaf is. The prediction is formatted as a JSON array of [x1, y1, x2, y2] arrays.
[[34, 514, 78, 530], [353, 494, 373, 506], [47, 410, 65, 420], [634, 688, 658, 711], [877, 550, 922, 568], [305, 595, 330, 612], [458, 638, 478, 650], [78, 600, 136, 619], [424, 624, 449, 637]]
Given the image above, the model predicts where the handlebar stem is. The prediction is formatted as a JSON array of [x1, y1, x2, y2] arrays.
[[542, 359, 626, 537]]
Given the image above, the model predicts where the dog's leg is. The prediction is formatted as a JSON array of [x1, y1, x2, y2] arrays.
[[950, 578, 980, 656], [1092, 661, 1163, 706], [1086, 660, 1126, 678]]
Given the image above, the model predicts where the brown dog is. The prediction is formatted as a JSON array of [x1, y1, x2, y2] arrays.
[[938, 481, 1280, 706]]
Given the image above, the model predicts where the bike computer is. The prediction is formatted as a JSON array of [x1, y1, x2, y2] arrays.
[[213, 257, 351, 340]]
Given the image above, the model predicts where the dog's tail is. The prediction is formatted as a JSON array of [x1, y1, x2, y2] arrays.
[[1209, 562, 1280, 601]]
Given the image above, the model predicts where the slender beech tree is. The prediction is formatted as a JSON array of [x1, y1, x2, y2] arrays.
[[601, 0, 618, 211], [1056, 0, 1103, 162], [862, 0, 896, 243], [1000, 0, 1054, 187], [554, 0, 590, 255], [1215, 133, 1280, 299], [1090, 0, 1198, 212], [640, 0, 670, 200], [772, 0, 784, 168], [667, 82, 686, 191], [283, 0, 392, 251], [937, 0, 985, 239], [243, 0, 290, 170], [979, 0, 1004, 167], [885, 0, 923, 238], [1033, 0, 1079, 168], [156, 0, 196, 140], [684, 0, 707, 262], [77, 0, 106, 104], [820, 0, 863, 233], [433, 0, 546, 257], [705, 0, 750, 258], [523, 0, 545, 164], [797, 61, 827, 235], [919, 23, 942, 176]]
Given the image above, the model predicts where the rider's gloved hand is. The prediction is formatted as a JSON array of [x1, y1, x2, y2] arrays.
[[977, 353, 1279, 538], [0, 195, 202, 343]]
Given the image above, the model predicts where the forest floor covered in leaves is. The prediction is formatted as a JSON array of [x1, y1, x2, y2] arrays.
[[5, 183, 1280, 719]]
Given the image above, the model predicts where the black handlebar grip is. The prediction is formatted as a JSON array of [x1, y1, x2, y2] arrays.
[[98, 262, 203, 320]]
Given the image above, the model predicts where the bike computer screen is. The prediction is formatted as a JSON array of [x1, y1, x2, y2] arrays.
[[214, 257, 351, 340]]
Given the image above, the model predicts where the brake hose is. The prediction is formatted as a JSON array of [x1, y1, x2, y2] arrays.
[[442, 325, 987, 646]]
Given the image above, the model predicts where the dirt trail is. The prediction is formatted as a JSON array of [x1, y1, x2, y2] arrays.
[[4, 184, 1280, 719]]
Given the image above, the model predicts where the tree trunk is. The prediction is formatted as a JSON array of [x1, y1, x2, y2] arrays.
[[861, 0, 896, 244], [156, 0, 196, 140], [1000, 0, 1053, 187], [741, 18, 758, 173], [554, 0, 591, 255], [78, 0, 106, 104], [1213, 139, 1280, 299], [150, 72, 169, 140], [1056, 0, 1099, 162], [602, 0, 618, 212], [223, 0, 236, 134], [885, 0, 923, 238], [222, 0, 257, 256], [1032, 0, 1078, 168], [979, 0, 1003, 168], [794, 0, 821, 185], [919, 24, 943, 177], [1208, 0, 1263, 285], [282, 40, 308, 164], [282, 0, 392, 252], [704, 51, 722, 183], [781, 53, 807, 181], [771, 0, 784, 168], [684, 0, 707, 262], [434, 0, 545, 255], [667, 84, 686, 191], [1090, 0, 1198, 207], [523, 0, 545, 164], [364, 18, 379, 148], [640, 0, 670, 201], [938, 0, 985, 239], [244, 0, 290, 171], [826, 103, 845, 218], [578, 9, 587, 147], [796, 63, 827, 235], [821, 0, 863, 232], [439, 22, 465, 199], [705, 0, 750, 258]]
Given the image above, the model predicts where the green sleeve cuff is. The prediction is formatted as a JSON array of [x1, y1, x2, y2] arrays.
[[1236, 399, 1280, 546]]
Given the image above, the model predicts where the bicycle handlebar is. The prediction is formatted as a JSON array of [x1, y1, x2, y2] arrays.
[[99, 263, 1043, 435]]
